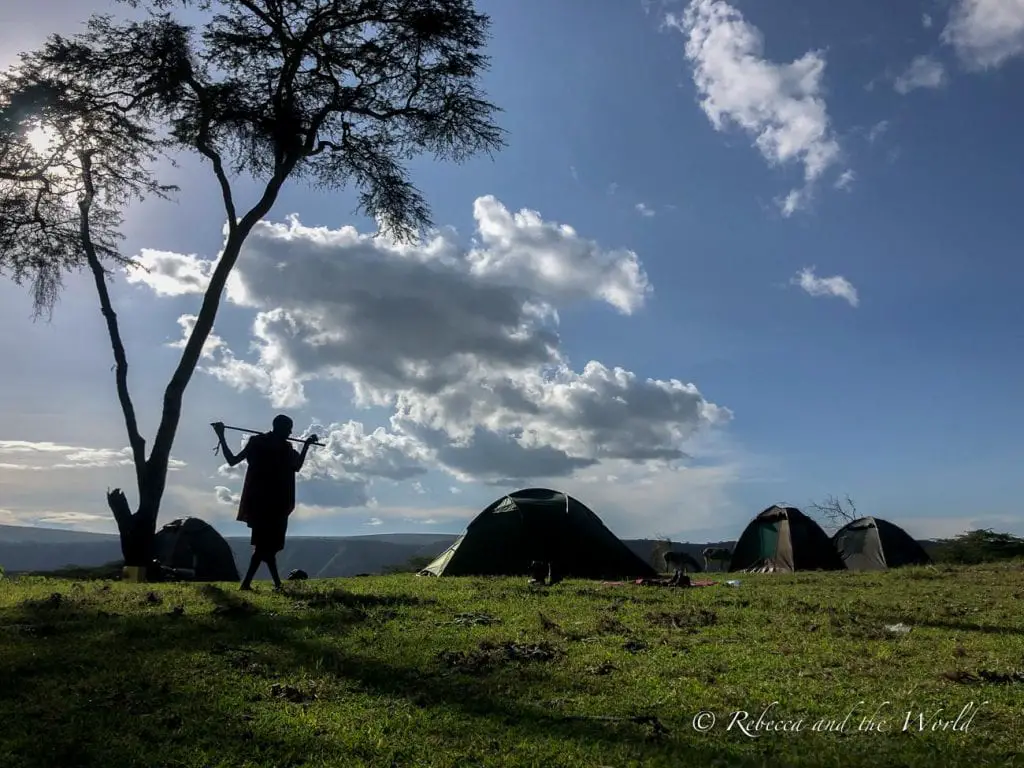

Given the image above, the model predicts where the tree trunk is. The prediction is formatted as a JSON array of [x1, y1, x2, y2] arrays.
[[106, 478, 159, 568], [96, 158, 288, 570]]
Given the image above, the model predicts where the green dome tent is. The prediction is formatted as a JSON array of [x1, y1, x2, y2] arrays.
[[420, 488, 657, 579], [729, 505, 844, 573], [154, 517, 240, 581], [832, 516, 931, 571]]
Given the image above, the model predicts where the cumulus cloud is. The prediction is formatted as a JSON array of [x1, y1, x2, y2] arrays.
[[791, 267, 859, 307], [124, 250, 214, 296], [130, 196, 729, 487], [0, 441, 186, 471], [667, 0, 841, 214], [301, 421, 428, 481], [167, 315, 227, 360], [635, 202, 656, 218], [943, 0, 1024, 70], [923, 12, 934, 28], [214, 486, 239, 506], [894, 55, 947, 93]]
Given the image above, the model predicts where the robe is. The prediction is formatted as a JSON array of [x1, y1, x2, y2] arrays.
[[236, 433, 299, 553]]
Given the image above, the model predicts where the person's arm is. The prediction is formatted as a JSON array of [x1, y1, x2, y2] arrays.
[[293, 433, 319, 472], [213, 422, 249, 467]]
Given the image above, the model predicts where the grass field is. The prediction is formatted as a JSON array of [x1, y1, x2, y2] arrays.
[[2, 563, 1023, 767]]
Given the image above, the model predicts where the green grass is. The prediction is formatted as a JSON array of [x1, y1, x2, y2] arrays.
[[2, 564, 1023, 767]]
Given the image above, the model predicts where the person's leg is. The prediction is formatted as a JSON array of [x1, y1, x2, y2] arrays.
[[240, 550, 262, 590], [265, 554, 282, 589]]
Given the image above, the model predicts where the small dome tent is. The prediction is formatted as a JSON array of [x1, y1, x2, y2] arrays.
[[832, 516, 931, 571], [729, 505, 845, 573], [420, 488, 657, 580], [154, 517, 240, 581]]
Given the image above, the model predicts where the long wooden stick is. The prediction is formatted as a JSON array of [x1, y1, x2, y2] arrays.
[[210, 423, 326, 447]]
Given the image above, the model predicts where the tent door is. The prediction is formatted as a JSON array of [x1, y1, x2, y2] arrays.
[[758, 521, 780, 560]]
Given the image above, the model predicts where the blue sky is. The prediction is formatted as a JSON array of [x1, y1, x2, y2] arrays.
[[1, 0, 1023, 542]]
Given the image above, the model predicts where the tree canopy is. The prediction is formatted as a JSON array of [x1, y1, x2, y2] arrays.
[[1, 0, 503, 315]]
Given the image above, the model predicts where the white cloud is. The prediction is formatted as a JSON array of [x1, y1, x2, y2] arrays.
[[777, 188, 809, 217], [130, 196, 730, 489], [894, 55, 947, 93], [214, 486, 240, 505], [167, 315, 227, 360], [0, 509, 113, 529], [867, 120, 890, 144], [0, 441, 186, 471], [923, 12, 934, 28], [791, 267, 859, 307], [124, 250, 214, 296], [467, 196, 650, 314], [668, 0, 841, 214], [297, 420, 428, 492], [834, 169, 856, 190], [365, 517, 383, 526], [635, 202, 656, 218], [943, 0, 1024, 70]]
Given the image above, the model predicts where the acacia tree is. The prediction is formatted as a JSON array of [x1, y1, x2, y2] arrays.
[[0, 0, 503, 568]]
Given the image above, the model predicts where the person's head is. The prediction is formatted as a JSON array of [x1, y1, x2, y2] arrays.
[[271, 414, 293, 437]]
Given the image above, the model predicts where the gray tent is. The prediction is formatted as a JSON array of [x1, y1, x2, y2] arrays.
[[154, 517, 240, 581], [832, 516, 931, 571], [420, 487, 657, 579]]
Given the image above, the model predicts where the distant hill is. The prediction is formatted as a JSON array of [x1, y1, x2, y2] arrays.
[[0, 524, 460, 578], [0, 523, 945, 578], [0, 524, 119, 544]]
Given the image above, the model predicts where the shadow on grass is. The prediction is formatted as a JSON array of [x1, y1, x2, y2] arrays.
[[1, 584, 1018, 768], [915, 618, 1024, 637], [1, 584, 725, 768]]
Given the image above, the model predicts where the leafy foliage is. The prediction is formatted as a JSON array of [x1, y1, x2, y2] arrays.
[[0, 56, 174, 316], [929, 529, 1024, 564], [1, 0, 503, 319]]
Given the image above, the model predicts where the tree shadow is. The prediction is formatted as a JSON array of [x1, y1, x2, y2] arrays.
[[914, 618, 1024, 637], [1, 584, 1018, 767]]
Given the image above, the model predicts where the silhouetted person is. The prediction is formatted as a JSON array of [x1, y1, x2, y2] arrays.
[[213, 416, 317, 591]]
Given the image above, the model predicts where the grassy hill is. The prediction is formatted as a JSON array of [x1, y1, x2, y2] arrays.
[[2, 563, 1023, 767]]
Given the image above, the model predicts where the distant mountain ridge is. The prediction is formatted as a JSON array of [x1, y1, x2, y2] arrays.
[[0, 523, 944, 578], [0, 524, 461, 578]]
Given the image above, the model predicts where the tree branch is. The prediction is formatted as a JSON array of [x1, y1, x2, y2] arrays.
[[148, 164, 293, 484], [183, 74, 238, 232], [77, 150, 147, 496]]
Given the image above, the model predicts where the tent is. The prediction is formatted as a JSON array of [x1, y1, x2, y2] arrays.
[[154, 517, 240, 581], [832, 516, 931, 571], [420, 487, 657, 579], [729, 505, 844, 573]]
